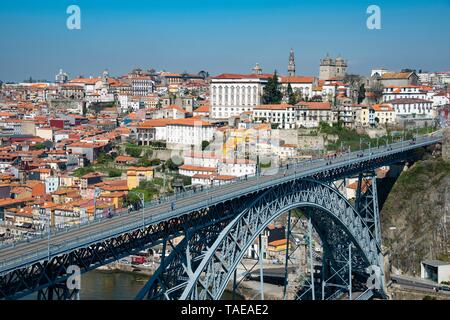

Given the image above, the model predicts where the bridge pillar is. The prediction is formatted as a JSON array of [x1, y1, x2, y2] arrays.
[[354, 172, 386, 296], [37, 283, 79, 300]]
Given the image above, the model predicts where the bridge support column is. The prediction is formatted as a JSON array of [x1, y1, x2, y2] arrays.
[[37, 283, 79, 300], [283, 210, 292, 300], [259, 234, 264, 300], [308, 217, 315, 300], [348, 243, 352, 300], [354, 172, 386, 297]]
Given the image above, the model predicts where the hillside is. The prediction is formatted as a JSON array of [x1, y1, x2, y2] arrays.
[[381, 156, 450, 275]]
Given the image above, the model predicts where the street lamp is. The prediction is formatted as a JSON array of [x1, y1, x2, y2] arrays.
[[93, 187, 101, 221], [360, 138, 371, 153], [40, 207, 50, 260], [129, 191, 145, 231]]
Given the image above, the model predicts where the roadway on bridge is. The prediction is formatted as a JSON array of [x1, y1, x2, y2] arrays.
[[0, 135, 442, 275]]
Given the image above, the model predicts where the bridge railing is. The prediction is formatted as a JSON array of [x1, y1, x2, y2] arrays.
[[0, 133, 442, 252], [0, 134, 443, 273]]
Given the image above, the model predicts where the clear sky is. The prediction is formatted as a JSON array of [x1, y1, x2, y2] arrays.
[[0, 0, 449, 82]]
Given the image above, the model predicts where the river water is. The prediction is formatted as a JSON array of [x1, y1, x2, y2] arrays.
[[78, 270, 239, 300]]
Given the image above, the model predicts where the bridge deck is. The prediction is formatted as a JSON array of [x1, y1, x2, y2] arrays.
[[0, 134, 442, 276]]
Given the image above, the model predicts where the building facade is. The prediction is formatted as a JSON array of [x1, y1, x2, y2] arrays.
[[210, 73, 271, 119]]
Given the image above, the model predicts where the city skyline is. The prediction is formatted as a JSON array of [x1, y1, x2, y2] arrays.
[[1, 0, 449, 82]]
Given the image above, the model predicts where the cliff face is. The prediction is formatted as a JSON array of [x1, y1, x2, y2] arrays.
[[381, 157, 450, 275], [443, 127, 450, 162]]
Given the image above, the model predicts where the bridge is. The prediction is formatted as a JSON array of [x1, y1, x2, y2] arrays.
[[0, 133, 443, 300]]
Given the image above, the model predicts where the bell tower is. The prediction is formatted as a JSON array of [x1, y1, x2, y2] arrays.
[[288, 48, 296, 76]]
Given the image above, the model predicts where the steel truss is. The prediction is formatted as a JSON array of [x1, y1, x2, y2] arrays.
[[156, 179, 383, 300], [0, 140, 430, 299], [0, 199, 248, 300]]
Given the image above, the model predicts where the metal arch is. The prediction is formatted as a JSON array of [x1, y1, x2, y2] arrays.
[[0, 202, 238, 300], [179, 179, 381, 300], [135, 188, 277, 300]]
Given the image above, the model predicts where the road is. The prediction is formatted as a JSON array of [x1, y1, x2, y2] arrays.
[[0, 134, 442, 276], [390, 274, 450, 294]]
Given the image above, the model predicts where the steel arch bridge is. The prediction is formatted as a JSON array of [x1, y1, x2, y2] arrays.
[[136, 178, 383, 300], [0, 134, 443, 300]]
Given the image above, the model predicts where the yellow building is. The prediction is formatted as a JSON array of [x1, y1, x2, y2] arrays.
[[99, 192, 126, 209], [126, 166, 154, 190], [267, 239, 289, 256]]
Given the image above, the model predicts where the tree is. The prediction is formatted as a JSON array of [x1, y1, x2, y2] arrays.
[[82, 103, 87, 116], [262, 71, 282, 104], [125, 146, 142, 158], [357, 84, 366, 104], [311, 95, 323, 102], [97, 152, 113, 165], [108, 168, 122, 178], [286, 83, 297, 105], [165, 158, 182, 171], [32, 143, 47, 150], [201, 140, 210, 151]]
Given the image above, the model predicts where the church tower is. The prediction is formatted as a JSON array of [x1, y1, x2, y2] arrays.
[[252, 63, 262, 75], [288, 48, 296, 76]]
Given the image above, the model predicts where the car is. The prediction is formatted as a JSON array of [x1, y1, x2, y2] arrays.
[[119, 259, 130, 265], [143, 262, 153, 268]]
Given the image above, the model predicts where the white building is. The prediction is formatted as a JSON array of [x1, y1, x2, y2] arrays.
[[45, 176, 60, 194], [296, 102, 334, 128], [253, 104, 296, 129], [127, 76, 155, 96], [372, 104, 396, 125], [421, 260, 450, 284], [386, 98, 434, 117], [432, 92, 450, 107], [371, 68, 392, 77], [210, 73, 271, 119], [166, 118, 215, 148], [218, 159, 256, 177], [280, 76, 315, 100], [133, 119, 170, 145], [147, 105, 186, 120], [382, 86, 429, 102]]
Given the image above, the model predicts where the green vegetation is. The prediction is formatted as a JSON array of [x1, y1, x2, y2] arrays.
[[32, 142, 47, 150], [319, 122, 369, 151], [164, 158, 182, 171], [381, 156, 450, 275], [171, 173, 192, 186], [394, 159, 450, 193], [125, 145, 142, 158], [318, 122, 437, 152], [202, 140, 210, 151], [108, 168, 122, 178], [286, 83, 298, 105], [73, 166, 95, 177], [260, 161, 272, 169], [437, 253, 450, 263], [271, 123, 280, 129], [97, 152, 114, 165], [90, 101, 117, 114], [262, 72, 282, 104]]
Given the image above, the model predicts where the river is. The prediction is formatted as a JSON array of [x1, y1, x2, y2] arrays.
[[76, 270, 241, 300]]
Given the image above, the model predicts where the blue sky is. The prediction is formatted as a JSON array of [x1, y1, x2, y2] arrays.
[[0, 0, 449, 82]]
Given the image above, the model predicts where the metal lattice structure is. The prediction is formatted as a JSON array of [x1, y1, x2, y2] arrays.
[[0, 135, 443, 300], [138, 179, 383, 300]]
